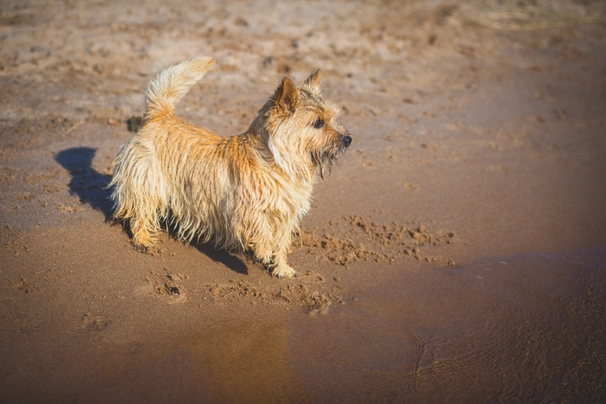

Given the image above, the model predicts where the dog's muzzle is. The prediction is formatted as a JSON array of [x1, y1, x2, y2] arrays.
[[342, 134, 352, 147]]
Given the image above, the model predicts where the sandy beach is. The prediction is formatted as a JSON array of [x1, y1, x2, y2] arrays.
[[1, 0, 605, 402]]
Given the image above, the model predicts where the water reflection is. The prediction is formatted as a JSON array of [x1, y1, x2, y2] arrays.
[[183, 321, 307, 403]]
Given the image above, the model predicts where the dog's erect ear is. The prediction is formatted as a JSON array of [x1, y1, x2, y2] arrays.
[[304, 69, 321, 93], [273, 77, 299, 114]]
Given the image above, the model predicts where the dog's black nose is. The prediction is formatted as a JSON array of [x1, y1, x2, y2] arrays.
[[343, 135, 352, 147]]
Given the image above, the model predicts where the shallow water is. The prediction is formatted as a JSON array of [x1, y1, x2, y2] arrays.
[[4, 249, 604, 403], [289, 248, 606, 403]]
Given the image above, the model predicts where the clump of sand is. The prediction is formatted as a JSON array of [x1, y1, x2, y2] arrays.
[[301, 215, 457, 268], [208, 278, 342, 310]]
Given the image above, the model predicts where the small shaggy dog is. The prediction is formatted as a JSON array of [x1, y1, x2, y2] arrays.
[[110, 57, 352, 278]]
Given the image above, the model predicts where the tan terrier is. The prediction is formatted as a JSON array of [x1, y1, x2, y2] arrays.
[[110, 56, 352, 278]]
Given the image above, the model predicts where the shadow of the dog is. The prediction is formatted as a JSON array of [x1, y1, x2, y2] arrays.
[[55, 147, 113, 220]]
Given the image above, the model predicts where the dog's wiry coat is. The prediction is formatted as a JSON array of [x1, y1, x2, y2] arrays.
[[110, 56, 351, 278]]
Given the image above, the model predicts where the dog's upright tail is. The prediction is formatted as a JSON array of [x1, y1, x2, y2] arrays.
[[145, 56, 215, 120]]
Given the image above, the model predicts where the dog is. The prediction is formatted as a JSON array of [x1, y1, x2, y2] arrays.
[[109, 56, 352, 278]]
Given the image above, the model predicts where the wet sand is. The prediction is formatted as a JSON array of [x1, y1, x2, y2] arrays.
[[1, 0, 606, 402], [290, 248, 606, 402]]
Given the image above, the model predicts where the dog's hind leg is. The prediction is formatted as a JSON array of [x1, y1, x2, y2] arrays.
[[125, 171, 165, 251], [130, 206, 160, 250]]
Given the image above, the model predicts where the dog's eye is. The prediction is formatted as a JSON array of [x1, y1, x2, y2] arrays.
[[313, 119, 325, 129]]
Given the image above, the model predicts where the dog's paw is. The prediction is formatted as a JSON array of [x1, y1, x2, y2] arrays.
[[272, 264, 297, 279], [132, 234, 155, 253], [133, 243, 150, 253]]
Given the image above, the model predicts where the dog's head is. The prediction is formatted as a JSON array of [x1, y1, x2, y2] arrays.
[[255, 71, 352, 179]]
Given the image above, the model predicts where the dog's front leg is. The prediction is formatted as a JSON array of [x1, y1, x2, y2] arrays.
[[271, 252, 296, 278], [247, 213, 297, 278], [252, 239, 296, 278], [269, 225, 296, 279]]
